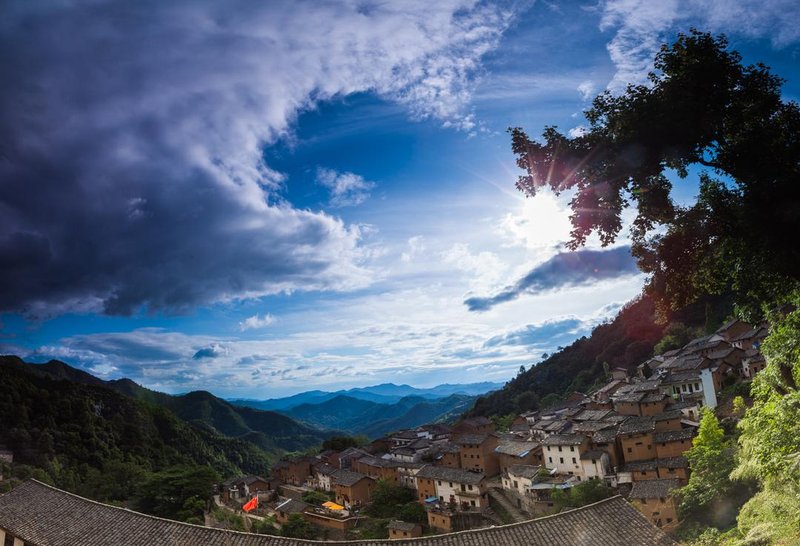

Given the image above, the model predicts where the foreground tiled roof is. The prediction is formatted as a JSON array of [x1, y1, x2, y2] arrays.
[[0, 480, 675, 546]]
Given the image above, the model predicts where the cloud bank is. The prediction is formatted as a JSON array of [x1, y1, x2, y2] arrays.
[[464, 246, 639, 311], [0, 0, 513, 318], [600, 0, 800, 91]]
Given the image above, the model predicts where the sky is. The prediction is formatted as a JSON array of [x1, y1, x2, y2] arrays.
[[1, 0, 799, 398]]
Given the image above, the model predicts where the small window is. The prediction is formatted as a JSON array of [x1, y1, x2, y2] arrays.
[[627, 447, 632, 453], [548, 457, 553, 463], [570, 446, 574, 452], [572, 457, 576, 464], [559, 457, 564, 464], [558, 446, 562, 452]]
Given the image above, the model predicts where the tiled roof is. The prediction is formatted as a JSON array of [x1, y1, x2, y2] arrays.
[[657, 456, 689, 468], [276, 498, 309, 514], [641, 393, 668, 403], [653, 410, 683, 422], [572, 420, 616, 433], [592, 429, 619, 444], [313, 462, 337, 476], [331, 469, 370, 487], [415, 465, 485, 485], [623, 457, 688, 472], [629, 479, 681, 499], [618, 417, 655, 435], [574, 409, 612, 421], [0, 481, 674, 546], [621, 460, 658, 472], [495, 440, 540, 457], [388, 521, 418, 532], [615, 380, 662, 394], [613, 391, 646, 403], [357, 456, 398, 469], [654, 429, 695, 443], [507, 464, 542, 479], [453, 433, 490, 445], [579, 450, 607, 461], [542, 434, 586, 446]]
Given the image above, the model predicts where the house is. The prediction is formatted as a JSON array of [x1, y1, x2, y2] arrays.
[[731, 326, 769, 351], [275, 457, 313, 486], [455, 433, 500, 476], [665, 400, 701, 422], [610, 367, 629, 381], [629, 478, 681, 531], [431, 442, 461, 468], [619, 456, 688, 484], [331, 469, 375, 508], [617, 417, 656, 462], [502, 464, 542, 497], [591, 428, 623, 470], [414, 465, 487, 510], [541, 434, 590, 478], [275, 498, 309, 524], [654, 428, 695, 458], [388, 520, 422, 539], [218, 475, 274, 501], [452, 416, 495, 435], [741, 350, 767, 378], [386, 437, 434, 463], [714, 319, 755, 342], [311, 462, 337, 491], [494, 439, 542, 473], [337, 447, 372, 469], [579, 449, 610, 480], [353, 456, 399, 484], [653, 410, 683, 432]]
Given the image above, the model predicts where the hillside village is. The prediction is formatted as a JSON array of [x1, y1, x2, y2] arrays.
[[214, 317, 768, 539]]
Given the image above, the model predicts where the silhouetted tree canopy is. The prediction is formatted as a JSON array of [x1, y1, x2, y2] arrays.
[[510, 30, 800, 319]]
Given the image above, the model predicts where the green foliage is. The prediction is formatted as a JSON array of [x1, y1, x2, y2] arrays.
[[137, 464, 219, 522], [679, 409, 736, 518], [551, 479, 613, 511], [280, 513, 317, 539], [211, 506, 247, 531], [321, 435, 364, 452], [509, 30, 800, 319], [733, 296, 800, 487], [735, 488, 800, 545], [301, 489, 331, 505], [655, 322, 702, 355], [491, 414, 515, 432], [363, 480, 418, 519], [732, 397, 747, 418]]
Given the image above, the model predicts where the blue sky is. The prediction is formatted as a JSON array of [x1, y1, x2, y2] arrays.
[[1, 0, 799, 398]]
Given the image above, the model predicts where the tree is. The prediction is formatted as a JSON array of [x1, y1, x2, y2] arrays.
[[509, 30, 800, 320], [363, 480, 417, 519], [551, 479, 613, 510], [280, 513, 317, 539], [321, 436, 364, 452], [654, 322, 700, 355], [678, 409, 738, 522], [138, 464, 219, 522]]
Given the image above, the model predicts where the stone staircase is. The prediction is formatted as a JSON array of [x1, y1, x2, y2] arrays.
[[487, 486, 528, 523]]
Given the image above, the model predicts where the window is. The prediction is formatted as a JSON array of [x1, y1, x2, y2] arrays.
[[513, 481, 518, 488], [470, 500, 476, 506], [468, 485, 473, 490], [572, 457, 576, 464], [438, 481, 442, 486], [548, 457, 553, 463], [559, 457, 564, 464], [635, 441, 643, 446], [558, 446, 562, 452], [642, 499, 647, 504], [627, 447, 632, 453], [570, 446, 574, 452], [449, 482, 453, 487]]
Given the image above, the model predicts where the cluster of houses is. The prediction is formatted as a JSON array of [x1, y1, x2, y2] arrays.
[[217, 318, 768, 538]]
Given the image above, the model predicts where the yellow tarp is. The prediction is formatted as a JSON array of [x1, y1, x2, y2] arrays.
[[322, 501, 344, 510]]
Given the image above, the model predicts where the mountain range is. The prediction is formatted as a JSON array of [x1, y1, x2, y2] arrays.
[[229, 381, 502, 410], [228, 381, 501, 438]]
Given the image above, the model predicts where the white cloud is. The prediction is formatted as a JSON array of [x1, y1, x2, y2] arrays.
[[316, 168, 376, 207], [577, 80, 595, 100], [599, 0, 800, 92], [239, 313, 277, 331], [441, 243, 508, 290], [568, 125, 588, 138], [401, 236, 426, 263]]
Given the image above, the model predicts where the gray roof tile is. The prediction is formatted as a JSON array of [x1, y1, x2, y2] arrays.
[[0, 480, 675, 546]]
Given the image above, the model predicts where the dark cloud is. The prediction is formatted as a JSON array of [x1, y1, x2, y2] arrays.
[[464, 246, 639, 312], [0, 1, 507, 318], [483, 318, 585, 348]]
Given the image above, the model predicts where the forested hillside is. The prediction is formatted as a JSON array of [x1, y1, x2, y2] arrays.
[[0, 357, 271, 496], [470, 294, 730, 417]]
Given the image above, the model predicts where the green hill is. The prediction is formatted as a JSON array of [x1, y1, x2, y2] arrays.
[[0, 356, 272, 492]]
